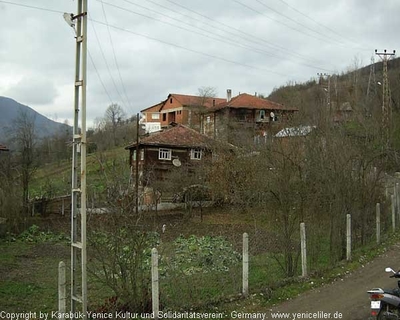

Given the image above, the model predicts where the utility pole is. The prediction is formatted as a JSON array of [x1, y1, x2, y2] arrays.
[[375, 49, 396, 150], [64, 0, 88, 315], [367, 56, 377, 99], [135, 113, 139, 215], [318, 73, 331, 113]]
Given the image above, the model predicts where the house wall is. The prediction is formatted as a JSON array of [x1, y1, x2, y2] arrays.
[[160, 96, 183, 127], [158, 97, 204, 131], [143, 104, 162, 123], [203, 108, 297, 144], [129, 145, 211, 185], [202, 109, 230, 142]]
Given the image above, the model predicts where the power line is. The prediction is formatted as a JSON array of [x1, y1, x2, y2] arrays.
[[254, 0, 345, 46], [232, 0, 338, 46], [89, 15, 118, 105], [99, 0, 133, 112], [159, 0, 333, 67], [88, 41, 114, 107], [274, 0, 367, 49], [101, 1, 260, 55], [2, 0, 334, 73], [89, 18, 288, 77], [101, 0, 332, 72], [67, 26, 115, 108]]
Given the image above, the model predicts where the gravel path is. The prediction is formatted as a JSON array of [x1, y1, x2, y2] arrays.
[[267, 243, 400, 320]]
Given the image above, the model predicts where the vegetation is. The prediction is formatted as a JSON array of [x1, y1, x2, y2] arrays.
[[1, 60, 400, 314]]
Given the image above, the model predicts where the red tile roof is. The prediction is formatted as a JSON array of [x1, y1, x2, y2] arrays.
[[169, 94, 226, 108], [140, 93, 226, 113], [126, 124, 223, 149], [0, 144, 9, 151], [141, 101, 164, 113], [209, 93, 297, 112]]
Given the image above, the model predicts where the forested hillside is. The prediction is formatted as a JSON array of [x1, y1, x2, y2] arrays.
[[268, 57, 400, 124]]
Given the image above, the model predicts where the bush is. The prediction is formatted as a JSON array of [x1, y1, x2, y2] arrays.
[[170, 235, 241, 275], [89, 227, 159, 312]]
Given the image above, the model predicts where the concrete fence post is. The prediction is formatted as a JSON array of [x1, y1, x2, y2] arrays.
[[396, 183, 400, 220], [392, 194, 396, 232], [242, 232, 249, 296], [376, 203, 381, 244], [300, 223, 307, 277], [151, 248, 159, 319], [346, 214, 351, 261], [61, 198, 65, 216], [58, 261, 66, 317]]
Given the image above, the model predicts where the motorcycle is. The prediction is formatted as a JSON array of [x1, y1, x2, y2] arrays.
[[368, 267, 400, 319]]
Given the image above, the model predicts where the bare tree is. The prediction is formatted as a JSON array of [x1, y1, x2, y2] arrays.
[[104, 104, 126, 146], [12, 110, 37, 216], [197, 86, 217, 104]]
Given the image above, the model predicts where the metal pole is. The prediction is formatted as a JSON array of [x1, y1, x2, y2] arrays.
[[81, 0, 88, 313], [70, 0, 88, 314], [70, 1, 81, 311], [242, 232, 249, 296]]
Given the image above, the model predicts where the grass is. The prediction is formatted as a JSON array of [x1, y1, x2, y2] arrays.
[[0, 241, 61, 312], [0, 239, 115, 312], [0, 210, 398, 316], [30, 146, 127, 197]]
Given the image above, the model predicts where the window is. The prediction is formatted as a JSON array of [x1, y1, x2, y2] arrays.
[[177, 110, 182, 115], [206, 116, 211, 123], [260, 110, 265, 120], [159, 148, 171, 160], [133, 150, 144, 161], [151, 113, 160, 120], [237, 109, 248, 122], [190, 149, 202, 160], [162, 113, 167, 121], [170, 98, 173, 104]]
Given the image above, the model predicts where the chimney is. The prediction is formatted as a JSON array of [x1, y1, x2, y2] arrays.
[[255, 92, 257, 97], [227, 89, 232, 102]]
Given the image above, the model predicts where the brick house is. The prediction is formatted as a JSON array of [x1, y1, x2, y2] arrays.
[[141, 93, 226, 133], [201, 92, 298, 145]]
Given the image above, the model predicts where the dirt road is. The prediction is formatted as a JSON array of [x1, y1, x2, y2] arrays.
[[267, 243, 400, 320]]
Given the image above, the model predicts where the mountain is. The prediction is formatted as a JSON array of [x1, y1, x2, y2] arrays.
[[0, 96, 71, 141]]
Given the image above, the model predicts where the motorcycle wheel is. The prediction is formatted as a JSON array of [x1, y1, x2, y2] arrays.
[[376, 303, 400, 319]]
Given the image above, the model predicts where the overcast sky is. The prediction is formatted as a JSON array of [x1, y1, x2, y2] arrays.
[[0, 0, 398, 127]]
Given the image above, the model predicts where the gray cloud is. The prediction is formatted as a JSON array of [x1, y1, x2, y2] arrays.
[[0, 0, 399, 126], [5, 76, 58, 105]]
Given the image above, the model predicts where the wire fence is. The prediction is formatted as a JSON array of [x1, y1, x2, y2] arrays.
[[151, 192, 399, 313], [56, 181, 400, 313]]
